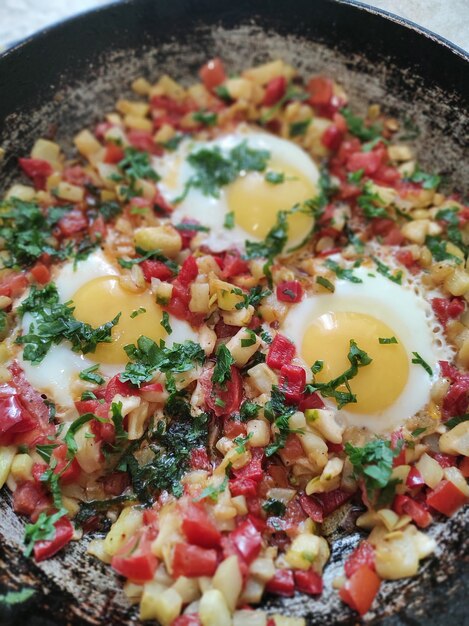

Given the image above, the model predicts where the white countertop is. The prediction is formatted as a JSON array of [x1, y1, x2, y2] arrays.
[[0, 0, 467, 52]]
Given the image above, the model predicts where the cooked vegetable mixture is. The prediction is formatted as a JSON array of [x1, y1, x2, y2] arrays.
[[0, 58, 468, 624]]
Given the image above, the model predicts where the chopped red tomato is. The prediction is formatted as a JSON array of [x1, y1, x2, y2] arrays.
[[339, 565, 380, 615], [346, 148, 385, 176], [432, 453, 457, 468], [231, 519, 262, 564], [294, 569, 323, 595], [229, 477, 258, 497], [393, 495, 432, 528], [265, 568, 295, 596], [199, 58, 226, 91], [316, 488, 352, 517], [276, 280, 303, 303], [127, 130, 161, 155], [172, 615, 202, 626], [426, 479, 469, 516], [391, 429, 406, 467], [222, 252, 250, 279], [298, 392, 325, 411], [406, 466, 425, 488], [140, 259, 173, 282], [432, 297, 465, 326], [190, 447, 212, 471], [200, 365, 243, 417], [89, 216, 107, 242], [395, 249, 416, 268], [13, 481, 50, 520], [224, 417, 246, 439], [307, 76, 334, 107], [266, 334, 296, 370], [111, 528, 158, 581], [34, 515, 74, 562], [262, 76, 287, 106], [104, 375, 138, 402], [30, 263, 51, 284], [344, 541, 375, 578], [232, 448, 264, 483], [172, 543, 218, 577], [18, 157, 53, 189], [57, 210, 88, 236], [321, 125, 344, 151], [178, 255, 198, 286], [103, 142, 125, 164], [0, 386, 36, 444], [51, 444, 81, 484], [279, 435, 305, 466], [0, 273, 29, 298], [181, 502, 221, 549], [299, 494, 324, 523], [102, 471, 130, 496], [279, 364, 306, 404]]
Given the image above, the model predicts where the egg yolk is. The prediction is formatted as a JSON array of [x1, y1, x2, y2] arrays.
[[71, 276, 166, 364], [302, 311, 409, 414], [226, 159, 316, 242]]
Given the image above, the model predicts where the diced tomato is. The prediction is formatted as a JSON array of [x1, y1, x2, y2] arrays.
[[165, 280, 191, 321], [294, 569, 323, 595], [229, 477, 258, 497], [103, 142, 125, 164], [181, 502, 222, 549], [102, 471, 130, 496], [432, 453, 457, 468], [172, 543, 218, 577], [266, 334, 296, 370], [279, 435, 305, 466], [89, 215, 107, 243], [265, 569, 295, 596], [339, 565, 380, 616], [30, 263, 51, 285], [231, 519, 262, 564], [459, 456, 469, 478], [344, 541, 375, 578], [443, 377, 469, 417], [95, 122, 113, 140], [406, 466, 425, 489], [200, 365, 243, 417], [321, 125, 344, 151], [316, 489, 352, 517], [393, 495, 432, 528], [105, 375, 138, 402], [190, 447, 212, 471], [391, 429, 406, 467], [395, 249, 416, 268], [177, 219, 203, 249], [178, 255, 198, 286], [307, 76, 334, 107], [383, 226, 405, 246], [13, 481, 50, 520], [426, 479, 469, 516], [140, 259, 173, 282], [232, 448, 264, 483], [153, 187, 175, 214], [224, 418, 247, 439], [346, 149, 385, 176], [75, 399, 109, 419], [63, 165, 91, 187], [18, 157, 53, 190], [111, 529, 158, 581], [432, 297, 466, 326], [299, 494, 324, 523], [298, 392, 325, 411], [276, 280, 303, 303], [279, 364, 306, 404], [222, 252, 250, 279], [199, 58, 226, 91], [57, 210, 87, 236], [262, 76, 287, 106], [0, 387, 36, 444], [0, 273, 29, 298], [33, 515, 74, 562], [127, 130, 161, 155], [51, 444, 81, 484], [172, 615, 202, 626]]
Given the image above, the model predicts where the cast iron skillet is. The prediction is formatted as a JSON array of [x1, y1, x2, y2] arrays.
[[0, 1, 468, 624]]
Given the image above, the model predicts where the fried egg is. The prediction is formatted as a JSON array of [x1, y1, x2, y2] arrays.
[[281, 261, 453, 432], [155, 126, 319, 252], [16, 250, 198, 409]]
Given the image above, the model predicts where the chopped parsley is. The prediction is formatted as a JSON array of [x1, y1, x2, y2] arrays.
[[358, 183, 388, 219], [341, 108, 383, 142], [307, 340, 372, 409], [260, 84, 308, 124], [35, 443, 58, 464], [265, 171, 286, 184], [234, 432, 253, 453], [194, 476, 228, 503], [239, 400, 261, 421], [16, 284, 120, 364], [425, 236, 462, 264], [193, 110, 218, 126], [347, 169, 364, 184], [379, 337, 398, 344], [245, 210, 289, 260], [64, 412, 104, 457], [411, 427, 427, 437], [234, 285, 271, 310], [161, 311, 172, 334], [113, 147, 160, 198], [121, 336, 205, 386], [212, 344, 235, 387], [23, 509, 68, 557], [372, 256, 403, 284], [130, 307, 146, 319], [408, 167, 441, 190], [241, 329, 258, 348], [262, 498, 286, 517], [79, 364, 105, 385], [175, 222, 210, 233], [110, 401, 128, 444], [445, 414, 469, 430], [289, 118, 311, 137], [411, 352, 433, 376], [264, 387, 302, 457], [0, 588, 35, 605], [325, 259, 363, 284], [118, 247, 179, 274], [95, 201, 122, 222], [224, 211, 235, 229], [345, 438, 402, 503], [316, 276, 335, 292]]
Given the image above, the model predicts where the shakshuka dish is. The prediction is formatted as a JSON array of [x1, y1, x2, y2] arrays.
[[0, 58, 468, 625]]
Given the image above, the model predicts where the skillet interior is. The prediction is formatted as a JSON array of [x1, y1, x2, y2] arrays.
[[0, 0, 468, 624]]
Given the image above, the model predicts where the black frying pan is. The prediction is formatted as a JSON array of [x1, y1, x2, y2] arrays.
[[0, 1, 468, 624]]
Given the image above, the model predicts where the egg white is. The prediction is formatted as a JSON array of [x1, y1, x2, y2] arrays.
[[281, 264, 453, 433], [15, 250, 199, 410], [154, 125, 319, 252]]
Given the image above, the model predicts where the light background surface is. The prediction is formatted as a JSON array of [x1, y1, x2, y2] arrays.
[[0, 0, 468, 51]]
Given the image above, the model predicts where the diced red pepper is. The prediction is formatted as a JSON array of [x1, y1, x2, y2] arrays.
[[33, 515, 74, 562], [279, 435, 305, 466], [18, 157, 53, 189], [266, 334, 296, 370], [30, 263, 51, 285], [103, 143, 125, 164], [262, 76, 287, 106], [298, 392, 325, 411], [265, 569, 295, 596], [222, 252, 249, 279], [199, 58, 226, 91], [426, 479, 469, 516], [229, 477, 258, 497], [105, 375, 138, 402], [181, 502, 222, 549], [432, 297, 466, 326], [339, 565, 380, 616], [200, 365, 243, 417], [51, 444, 81, 484], [223, 417, 247, 439], [393, 494, 432, 528], [230, 519, 262, 564], [432, 453, 457, 468], [111, 529, 158, 581], [89, 215, 107, 242], [321, 125, 344, 151], [299, 494, 324, 523], [140, 259, 173, 282], [406, 466, 425, 489], [279, 364, 306, 404], [294, 569, 323, 595], [102, 471, 130, 496], [232, 448, 264, 483], [178, 255, 198, 286], [172, 543, 218, 577], [316, 488, 352, 517], [344, 541, 375, 578], [276, 280, 303, 303]]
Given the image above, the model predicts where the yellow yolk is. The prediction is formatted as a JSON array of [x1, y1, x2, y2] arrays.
[[226, 159, 316, 241], [71, 276, 166, 364], [302, 311, 409, 414]]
